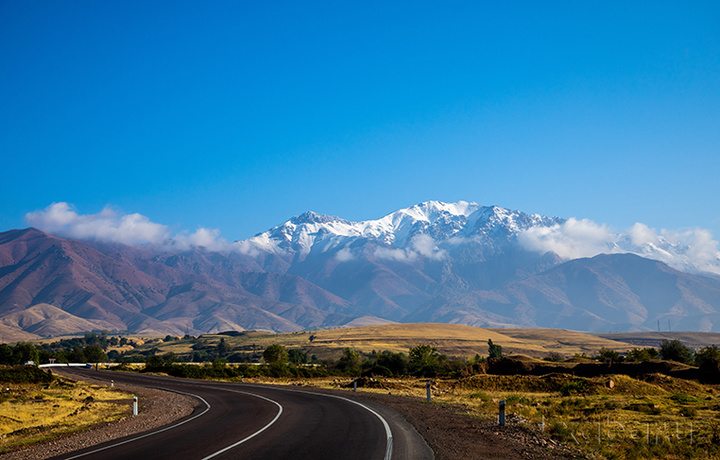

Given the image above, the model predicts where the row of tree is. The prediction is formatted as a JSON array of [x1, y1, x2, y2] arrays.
[[0, 342, 107, 366], [595, 340, 720, 366]]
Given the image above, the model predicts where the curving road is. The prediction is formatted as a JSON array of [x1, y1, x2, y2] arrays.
[[52, 369, 433, 460]]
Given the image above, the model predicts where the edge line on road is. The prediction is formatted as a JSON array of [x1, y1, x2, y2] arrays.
[[199, 390, 284, 460], [59, 387, 211, 460], [236, 384, 394, 460]]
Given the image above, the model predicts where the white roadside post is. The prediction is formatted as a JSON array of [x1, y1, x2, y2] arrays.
[[133, 396, 138, 416], [353, 379, 358, 392], [499, 400, 506, 426], [426, 381, 431, 402]]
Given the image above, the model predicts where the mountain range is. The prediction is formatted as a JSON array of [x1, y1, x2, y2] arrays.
[[2, 201, 720, 339]]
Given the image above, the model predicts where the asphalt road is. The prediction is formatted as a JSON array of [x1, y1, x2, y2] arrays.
[[53, 370, 433, 460]]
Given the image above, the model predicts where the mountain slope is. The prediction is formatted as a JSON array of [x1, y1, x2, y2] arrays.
[[407, 253, 720, 332], [2, 201, 720, 337], [0, 228, 350, 335]]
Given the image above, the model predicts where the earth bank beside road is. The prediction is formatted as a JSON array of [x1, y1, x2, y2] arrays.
[[1, 370, 583, 460]]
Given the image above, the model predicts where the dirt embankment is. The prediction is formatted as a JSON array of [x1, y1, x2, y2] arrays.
[[474, 356, 720, 383], [0, 371, 197, 460], [2, 371, 586, 460]]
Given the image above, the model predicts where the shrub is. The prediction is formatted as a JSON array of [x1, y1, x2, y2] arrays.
[[559, 380, 588, 396], [0, 366, 53, 384], [659, 339, 694, 365]]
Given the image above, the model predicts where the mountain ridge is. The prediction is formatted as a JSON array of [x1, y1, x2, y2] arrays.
[[2, 201, 720, 337]]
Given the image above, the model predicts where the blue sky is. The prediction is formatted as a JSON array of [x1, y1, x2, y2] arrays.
[[1, 1, 719, 242]]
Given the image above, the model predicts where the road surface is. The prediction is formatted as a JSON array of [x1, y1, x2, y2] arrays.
[[53, 369, 433, 460]]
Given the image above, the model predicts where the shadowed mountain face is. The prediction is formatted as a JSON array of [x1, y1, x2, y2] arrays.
[[2, 202, 720, 337], [0, 228, 352, 336], [405, 254, 720, 332]]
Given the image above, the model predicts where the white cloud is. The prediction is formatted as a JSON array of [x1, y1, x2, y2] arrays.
[[410, 234, 447, 260], [374, 247, 418, 263], [518, 217, 720, 275], [171, 228, 228, 252], [26, 202, 226, 251], [335, 247, 354, 262], [627, 222, 659, 247], [517, 218, 616, 259], [374, 234, 446, 263]]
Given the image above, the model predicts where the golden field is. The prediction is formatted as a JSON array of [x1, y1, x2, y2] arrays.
[[0, 375, 130, 452]]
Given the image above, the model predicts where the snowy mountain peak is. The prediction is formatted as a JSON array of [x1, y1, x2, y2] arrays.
[[290, 211, 347, 226], [240, 200, 565, 260], [399, 200, 480, 221]]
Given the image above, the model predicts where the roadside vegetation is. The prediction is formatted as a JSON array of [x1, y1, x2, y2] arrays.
[[5, 326, 720, 459], [0, 366, 131, 453]]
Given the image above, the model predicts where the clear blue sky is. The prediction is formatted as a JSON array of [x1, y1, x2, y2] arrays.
[[2, 1, 719, 241]]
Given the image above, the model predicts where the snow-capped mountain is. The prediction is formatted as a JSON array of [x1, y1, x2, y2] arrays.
[[236, 201, 564, 260], [2, 200, 720, 337]]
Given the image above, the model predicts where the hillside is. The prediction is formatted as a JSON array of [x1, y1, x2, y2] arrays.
[[2, 201, 720, 337], [595, 331, 720, 349], [127, 323, 638, 360]]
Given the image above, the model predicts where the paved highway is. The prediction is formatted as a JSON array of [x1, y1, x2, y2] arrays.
[[53, 369, 433, 460]]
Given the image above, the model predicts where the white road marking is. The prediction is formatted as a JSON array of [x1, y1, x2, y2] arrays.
[[60, 388, 211, 460], [316, 393, 394, 460], [58, 374, 285, 460], [235, 384, 394, 460], [199, 390, 283, 460], [61, 372, 392, 460]]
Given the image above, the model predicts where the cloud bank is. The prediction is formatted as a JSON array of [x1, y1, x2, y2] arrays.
[[25, 202, 720, 275], [26, 202, 227, 251], [374, 234, 447, 262], [518, 218, 720, 275]]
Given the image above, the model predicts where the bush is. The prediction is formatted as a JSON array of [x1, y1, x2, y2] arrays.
[[659, 339, 694, 364], [263, 344, 288, 365], [695, 345, 720, 367], [0, 366, 53, 384], [559, 380, 588, 396]]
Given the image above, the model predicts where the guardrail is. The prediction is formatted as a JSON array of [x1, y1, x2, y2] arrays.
[[38, 363, 94, 368]]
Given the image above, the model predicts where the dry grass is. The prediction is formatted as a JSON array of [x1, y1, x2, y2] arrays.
[[138, 323, 639, 361], [0, 377, 130, 452], [247, 372, 720, 459]]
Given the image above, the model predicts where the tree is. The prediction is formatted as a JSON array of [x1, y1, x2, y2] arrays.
[[84, 345, 107, 365], [0, 344, 14, 364], [69, 348, 87, 363], [263, 344, 288, 364], [488, 339, 503, 359], [336, 348, 361, 375], [409, 344, 444, 376], [217, 338, 231, 357], [596, 347, 621, 364], [14, 342, 39, 364], [659, 339, 694, 364], [695, 345, 720, 366], [288, 349, 308, 365], [625, 347, 658, 362]]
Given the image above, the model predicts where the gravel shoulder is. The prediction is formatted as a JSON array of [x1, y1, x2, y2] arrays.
[[2, 373, 587, 460], [292, 386, 588, 460], [0, 371, 197, 460]]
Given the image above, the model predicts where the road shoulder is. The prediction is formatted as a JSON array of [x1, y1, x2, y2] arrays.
[[0, 370, 197, 460]]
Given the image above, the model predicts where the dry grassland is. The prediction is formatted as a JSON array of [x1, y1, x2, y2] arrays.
[[166, 323, 638, 360], [245, 372, 720, 459], [0, 377, 130, 452]]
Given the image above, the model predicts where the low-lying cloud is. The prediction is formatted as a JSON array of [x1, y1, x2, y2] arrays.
[[517, 218, 616, 260], [374, 234, 446, 262], [26, 202, 227, 251], [518, 218, 720, 275], [25, 202, 720, 275]]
